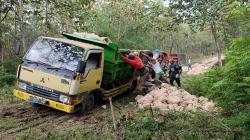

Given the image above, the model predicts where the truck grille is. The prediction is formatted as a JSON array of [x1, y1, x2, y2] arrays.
[[26, 84, 60, 101]]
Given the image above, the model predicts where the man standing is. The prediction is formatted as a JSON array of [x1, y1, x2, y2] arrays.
[[121, 53, 147, 91], [149, 59, 166, 82], [188, 57, 192, 71], [169, 60, 182, 87]]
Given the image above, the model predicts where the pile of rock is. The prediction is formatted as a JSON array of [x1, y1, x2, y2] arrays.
[[136, 84, 215, 112]]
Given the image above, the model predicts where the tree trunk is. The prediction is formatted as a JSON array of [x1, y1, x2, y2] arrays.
[[210, 21, 222, 67], [170, 33, 173, 54], [117, 17, 121, 42], [1, 47, 4, 66], [0, 0, 3, 66], [18, 0, 26, 54], [220, 15, 229, 49], [14, 5, 17, 36], [45, 0, 49, 36]]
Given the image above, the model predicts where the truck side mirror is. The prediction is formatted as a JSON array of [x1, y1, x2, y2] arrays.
[[76, 61, 86, 73]]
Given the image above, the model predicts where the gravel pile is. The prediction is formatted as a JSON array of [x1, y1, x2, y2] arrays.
[[136, 84, 215, 112]]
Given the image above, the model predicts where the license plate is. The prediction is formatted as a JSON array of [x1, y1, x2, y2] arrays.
[[28, 96, 46, 105]]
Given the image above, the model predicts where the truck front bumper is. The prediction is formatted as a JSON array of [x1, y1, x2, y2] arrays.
[[13, 89, 75, 113]]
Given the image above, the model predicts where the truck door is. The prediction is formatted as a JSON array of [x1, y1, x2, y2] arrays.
[[78, 50, 103, 93]]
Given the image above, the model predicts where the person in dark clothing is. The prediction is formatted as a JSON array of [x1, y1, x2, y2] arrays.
[[168, 60, 182, 87]]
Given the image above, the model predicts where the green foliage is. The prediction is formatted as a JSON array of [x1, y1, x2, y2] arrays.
[[0, 0, 215, 62], [185, 37, 250, 112], [183, 68, 224, 98], [0, 61, 17, 105], [0, 85, 17, 104], [0, 69, 16, 86], [125, 117, 159, 139], [0, 59, 20, 87], [183, 37, 250, 139], [170, 0, 224, 29], [0, 59, 18, 86], [2, 59, 21, 74], [225, 3, 250, 38]]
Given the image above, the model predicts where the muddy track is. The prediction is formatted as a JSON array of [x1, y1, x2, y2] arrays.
[[0, 102, 98, 140], [0, 92, 133, 139]]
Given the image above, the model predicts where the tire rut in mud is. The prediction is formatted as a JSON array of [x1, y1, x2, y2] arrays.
[[0, 102, 99, 139], [0, 104, 64, 137]]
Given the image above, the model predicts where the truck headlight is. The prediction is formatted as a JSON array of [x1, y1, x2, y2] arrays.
[[19, 82, 27, 90], [59, 94, 70, 104]]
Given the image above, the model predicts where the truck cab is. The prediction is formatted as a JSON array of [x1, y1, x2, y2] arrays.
[[14, 36, 107, 113]]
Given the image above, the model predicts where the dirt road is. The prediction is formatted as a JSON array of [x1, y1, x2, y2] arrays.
[[182, 55, 224, 75], [0, 92, 136, 140], [0, 102, 112, 139]]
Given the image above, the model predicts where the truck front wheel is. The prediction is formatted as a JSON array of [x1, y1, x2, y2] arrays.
[[80, 93, 95, 113], [129, 80, 137, 93]]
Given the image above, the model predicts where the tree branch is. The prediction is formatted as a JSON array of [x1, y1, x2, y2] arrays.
[[0, 7, 11, 23]]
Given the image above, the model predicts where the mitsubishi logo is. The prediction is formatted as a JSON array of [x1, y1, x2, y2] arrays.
[[40, 78, 45, 83]]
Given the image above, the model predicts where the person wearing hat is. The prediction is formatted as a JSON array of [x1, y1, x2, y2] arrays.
[[120, 53, 148, 91]]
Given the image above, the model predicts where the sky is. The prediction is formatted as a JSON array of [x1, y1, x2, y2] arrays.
[[163, 0, 170, 6]]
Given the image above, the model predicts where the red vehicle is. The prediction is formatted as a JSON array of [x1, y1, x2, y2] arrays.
[[160, 52, 179, 64], [135, 50, 179, 64], [133, 50, 182, 79]]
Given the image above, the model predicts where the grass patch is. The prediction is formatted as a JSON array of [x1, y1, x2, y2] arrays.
[[11, 110, 245, 140], [123, 110, 243, 140], [14, 123, 115, 140], [0, 117, 20, 131], [0, 85, 20, 104]]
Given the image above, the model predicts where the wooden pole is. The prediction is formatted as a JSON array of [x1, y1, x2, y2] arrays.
[[109, 97, 117, 131], [109, 97, 118, 140]]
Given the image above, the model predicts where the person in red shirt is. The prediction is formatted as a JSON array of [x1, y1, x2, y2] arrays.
[[121, 53, 144, 69], [121, 53, 148, 91]]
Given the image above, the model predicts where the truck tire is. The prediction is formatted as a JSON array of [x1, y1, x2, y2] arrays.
[[93, 89, 104, 105], [29, 102, 41, 107], [129, 80, 137, 93], [80, 93, 95, 114]]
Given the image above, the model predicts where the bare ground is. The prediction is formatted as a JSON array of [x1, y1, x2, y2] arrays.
[[0, 102, 114, 140], [0, 91, 138, 140], [182, 55, 225, 75]]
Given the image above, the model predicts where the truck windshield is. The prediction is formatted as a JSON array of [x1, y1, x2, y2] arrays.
[[24, 38, 84, 71]]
